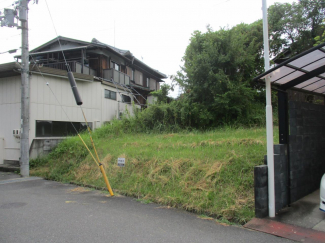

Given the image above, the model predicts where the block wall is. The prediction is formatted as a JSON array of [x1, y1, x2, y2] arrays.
[[288, 101, 325, 202], [255, 144, 288, 217]]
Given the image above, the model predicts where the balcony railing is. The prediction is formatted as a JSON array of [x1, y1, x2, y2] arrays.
[[103, 69, 130, 85], [43, 61, 96, 76]]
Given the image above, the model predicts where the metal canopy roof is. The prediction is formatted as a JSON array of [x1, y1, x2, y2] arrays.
[[254, 42, 325, 96]]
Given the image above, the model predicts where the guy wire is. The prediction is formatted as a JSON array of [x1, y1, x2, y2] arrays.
[[34, 1, 113, 196], [29, 55, 99, 166], [44, 0, 102, 164], [79, 106, 101, 164], [44, 0, 71, 73]]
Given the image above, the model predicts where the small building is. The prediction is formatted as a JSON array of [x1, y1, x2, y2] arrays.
[[0, 36, 167, 164]]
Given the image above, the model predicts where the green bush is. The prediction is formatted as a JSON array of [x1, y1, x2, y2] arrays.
[[29, 157, 48, 168]]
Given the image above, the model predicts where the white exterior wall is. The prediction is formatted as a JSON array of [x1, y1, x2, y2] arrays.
[[0, 73, 138, 162], [0, 76, 22, 163], [29, 74, 102, 141], [101, 84, 137, 120], [147, 96, 157, 104]]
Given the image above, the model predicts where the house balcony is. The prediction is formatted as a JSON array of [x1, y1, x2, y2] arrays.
[[129, 80, 150, 91], [103, 69, 130, 86], [43, 61, 97, 76]]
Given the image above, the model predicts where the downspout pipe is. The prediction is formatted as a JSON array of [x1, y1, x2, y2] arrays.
[[262, 0, 275, 218]]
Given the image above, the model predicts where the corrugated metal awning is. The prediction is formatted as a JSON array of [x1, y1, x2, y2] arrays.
[[254, 42, 325, 96], [0, 62, 21, 78]]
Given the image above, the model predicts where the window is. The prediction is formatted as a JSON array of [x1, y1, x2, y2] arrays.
[[114, 63, 120, 71], [105, 89, 116, 100], [132, 69, 134, 81], [122, 94, 131, 103], [146, 78, 149, 88], [111, 61, 120, 71], [36, 120, 91, 137]]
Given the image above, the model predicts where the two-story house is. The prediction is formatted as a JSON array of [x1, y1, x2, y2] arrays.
[[0, 36, 167, 165]]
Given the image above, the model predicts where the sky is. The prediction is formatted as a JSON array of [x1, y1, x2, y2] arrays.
[[0, 0, 297, 97]]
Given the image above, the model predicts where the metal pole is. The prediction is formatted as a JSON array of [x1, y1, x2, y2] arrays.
[[262, 0, 275, 217], [20, 0, 30, 177]]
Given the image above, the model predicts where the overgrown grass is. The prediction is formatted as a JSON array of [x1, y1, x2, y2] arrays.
[[31, 124, 278, 225]]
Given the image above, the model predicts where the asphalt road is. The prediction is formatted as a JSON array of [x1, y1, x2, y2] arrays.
[[0, 172, 293, 243]]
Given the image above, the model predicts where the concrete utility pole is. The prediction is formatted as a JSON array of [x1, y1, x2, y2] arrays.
[[19, 0, 30, 177], [1, 0, 33, 176]]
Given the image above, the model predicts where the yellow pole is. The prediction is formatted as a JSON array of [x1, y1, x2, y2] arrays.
[[77, 134, 114, 196], [99, 164, 114, 196], [79, 108, 114, 196]]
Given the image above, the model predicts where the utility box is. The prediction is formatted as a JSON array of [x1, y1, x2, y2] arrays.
[[18, 0, 28, 21], [1, 9, 16, 27]]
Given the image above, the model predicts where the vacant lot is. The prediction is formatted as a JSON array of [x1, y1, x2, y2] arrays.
[[31, 126, 278, 224]]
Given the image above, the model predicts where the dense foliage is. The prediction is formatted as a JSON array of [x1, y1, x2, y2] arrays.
[[168, 0, 325, 128], [269, 0, 325, 57], [173, 21, 266, 127]]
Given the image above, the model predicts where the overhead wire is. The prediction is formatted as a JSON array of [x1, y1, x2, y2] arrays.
[[44, 0, 71, 72], [0, 33, 22, 40]]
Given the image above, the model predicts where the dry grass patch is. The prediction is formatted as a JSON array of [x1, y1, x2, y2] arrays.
[[30, 166, 50, 175], [163, 134, 174, 138], [205, 162, 223, 178], [74, 164, 92, 180]]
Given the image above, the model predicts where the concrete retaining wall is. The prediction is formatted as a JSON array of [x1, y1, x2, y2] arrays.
[[30, 138, 64, 160]]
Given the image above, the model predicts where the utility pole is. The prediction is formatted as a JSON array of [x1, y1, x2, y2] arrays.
[[262, 0, 275, 218], [19, 0, 30, 177], [0, 0, 35, 177]]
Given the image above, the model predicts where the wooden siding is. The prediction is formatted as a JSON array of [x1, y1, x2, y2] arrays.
[[134, 70, 143, 85]]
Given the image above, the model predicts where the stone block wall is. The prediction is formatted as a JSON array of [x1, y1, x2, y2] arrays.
[[288, 101, 325, 202], [254, 165, 268, 218], [256, 144, 288, 217], [274, 144, 288, 212]]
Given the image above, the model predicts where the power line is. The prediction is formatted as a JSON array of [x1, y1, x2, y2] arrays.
[[0, 48, 18, 54], [0, 33, 21, 40]]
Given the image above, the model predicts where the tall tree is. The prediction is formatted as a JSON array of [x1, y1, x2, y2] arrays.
[[174, 21, 265, 125], [268, 0, 325, 58]]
